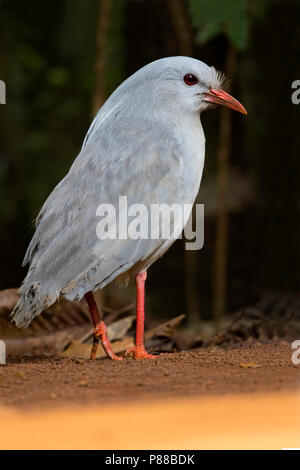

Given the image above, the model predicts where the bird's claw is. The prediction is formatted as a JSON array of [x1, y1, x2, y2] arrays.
[[91, 321, 122, 361], [125, 346, 159, 359]]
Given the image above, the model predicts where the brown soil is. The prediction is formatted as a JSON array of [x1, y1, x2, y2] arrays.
[[1, 340, 299, 409]]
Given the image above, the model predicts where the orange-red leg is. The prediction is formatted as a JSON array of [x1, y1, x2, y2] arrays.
[[85, 291, 122, 361], [126, 271, 158, 359]]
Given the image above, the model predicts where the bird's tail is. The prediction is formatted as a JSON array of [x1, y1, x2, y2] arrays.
[[10, 281, 59, 328]]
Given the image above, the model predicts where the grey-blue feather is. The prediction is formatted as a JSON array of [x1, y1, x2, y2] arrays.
[[11, 56, 222, 327]]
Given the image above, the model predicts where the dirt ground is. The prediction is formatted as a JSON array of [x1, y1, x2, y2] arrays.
[[0, 340, 299, 409], [0, 340, 299, 449]]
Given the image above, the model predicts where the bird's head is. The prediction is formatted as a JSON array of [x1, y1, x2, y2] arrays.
[[127, 56, 247, 118]]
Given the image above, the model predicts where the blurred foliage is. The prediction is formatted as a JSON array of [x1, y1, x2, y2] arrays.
[[0, 0, 126, 287], [189, 0, 272, 50], [105, 0, 126, 97]]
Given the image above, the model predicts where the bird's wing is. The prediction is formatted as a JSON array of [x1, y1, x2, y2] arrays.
[[22, 118, 186, 300]]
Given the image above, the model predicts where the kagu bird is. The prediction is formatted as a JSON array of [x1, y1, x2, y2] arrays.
[[12, 57, 247, 360]]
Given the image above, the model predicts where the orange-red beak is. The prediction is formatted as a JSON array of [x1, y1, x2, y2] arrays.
[[203, 88, 247, 115]]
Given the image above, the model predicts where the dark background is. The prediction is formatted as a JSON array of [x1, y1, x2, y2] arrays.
[[0, 0, 299, 325]]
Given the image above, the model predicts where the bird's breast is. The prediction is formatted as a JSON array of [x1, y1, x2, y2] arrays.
[[172, 120, 206, 205]]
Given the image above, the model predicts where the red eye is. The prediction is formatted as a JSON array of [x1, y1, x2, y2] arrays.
[[184, 74, 198, 86]]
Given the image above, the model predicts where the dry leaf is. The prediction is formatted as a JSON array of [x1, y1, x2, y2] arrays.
[[145, 314, 186, 340], [61, 341, 95, 359], [240, 362, 262, 369], [0, 289, 91, 340], [79, 315, 135, 344], [61, 337, 134, 359]]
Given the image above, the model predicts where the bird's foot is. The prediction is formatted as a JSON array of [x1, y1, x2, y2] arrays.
[[125, 345, 158, 359], [91, 321, 122, 361]]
